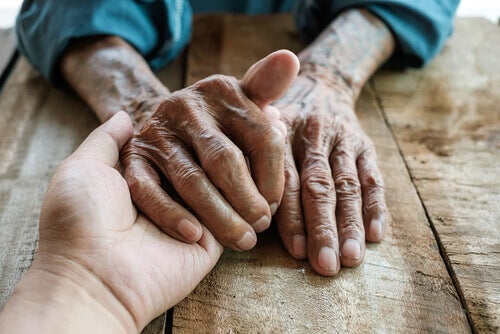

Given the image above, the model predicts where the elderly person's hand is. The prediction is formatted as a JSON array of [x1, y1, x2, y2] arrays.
[[272, 9, 395, 276], [61, 39, 299, 252], [0, 112, 223, 333], [274, 71, 386, 276], [120, 50, 299, 250]]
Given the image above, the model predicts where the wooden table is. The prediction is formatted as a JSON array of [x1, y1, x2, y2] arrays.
[[0, 15, 498, 334]]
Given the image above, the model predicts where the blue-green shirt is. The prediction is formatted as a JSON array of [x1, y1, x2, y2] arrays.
[[16, 0, 459, 84]]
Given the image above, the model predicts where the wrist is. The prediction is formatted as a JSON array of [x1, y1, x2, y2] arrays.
[[297, 9, 395, 100], [298, 63, 357, 103], [60, 35, 169, 127], [127, 95, 165, 131], [0, 257, 137, 334]]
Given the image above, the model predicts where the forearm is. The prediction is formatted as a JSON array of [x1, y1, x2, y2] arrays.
[[299, 8, 395, 100], [0, 260, 137, 334], [60, 36, 169, 126]]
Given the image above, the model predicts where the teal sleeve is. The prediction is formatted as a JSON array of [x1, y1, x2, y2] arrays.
[[16, 0, 192, 84], [295, 0, 460, 67]]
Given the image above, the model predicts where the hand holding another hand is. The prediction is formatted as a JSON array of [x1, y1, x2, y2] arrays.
[[0, 113, 224, 333], [122, 50, 299, 251]]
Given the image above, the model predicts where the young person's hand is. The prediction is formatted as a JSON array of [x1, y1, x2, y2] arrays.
[[0, 112, 223, 333]]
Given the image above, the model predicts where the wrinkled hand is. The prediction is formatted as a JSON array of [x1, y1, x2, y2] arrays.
[[37, 112, 223, 331], [121, 51, 299, 250], [273, 71, 388, 276]]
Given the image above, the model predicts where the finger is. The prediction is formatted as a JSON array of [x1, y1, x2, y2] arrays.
[[301, 148, 339, 276], [357, 147, 388, 242], [184, 120, 272, 233], [197, 131, 273, 232], [121, 145, 203, 243], [240, 49, 300, 109], [196, 225, 224, 257], [275, 143, 307, 259], [211, 98, 285, 214], [140, 134, 257, 251], [262, 105, 287, 137], [331, 144, 365, 267], [231, 118, 286, 215], [73, 111, 133, 166], [189, 76, 285, 214]]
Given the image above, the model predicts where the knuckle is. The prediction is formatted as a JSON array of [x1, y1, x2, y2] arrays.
[[175, 164, 204, 191], [339, 219, 363, 235], [334, 173, 361, 198], [332, 145, 355, 159], [121, 137, 147, 162], [301, 169, 335, 202], [264, 123, 286, 144], [159, 94, 191, 115], [302, 150, 328, 170], [300, 114, 328, 141], [303, 113, 324, 128], [195, 74, 239, 95], [334, 126, 360, 150], [205, 141, 244, 168], [364, 173, 384, 189], [364, 196, 386, 213], [309, 223, 337, 239]]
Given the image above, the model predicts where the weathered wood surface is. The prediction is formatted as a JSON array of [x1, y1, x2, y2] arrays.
[[173, 14, 470, 333], [372, 18, 500, 333], [0, 54, 185, 334], [1, 14, 497, 334]]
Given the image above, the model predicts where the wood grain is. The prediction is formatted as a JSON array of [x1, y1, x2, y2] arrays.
[[173, 14, 470, 333], [0, 54, 185, 333], [372, 18, 500, 333]]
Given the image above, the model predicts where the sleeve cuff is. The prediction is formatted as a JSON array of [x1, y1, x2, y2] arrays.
[[295, 0, 459, 67], [16, 0, 192, 84]]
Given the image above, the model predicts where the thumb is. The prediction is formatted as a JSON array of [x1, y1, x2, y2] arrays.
[[72, 111, 134, 167], [240, 49, 299, 109]]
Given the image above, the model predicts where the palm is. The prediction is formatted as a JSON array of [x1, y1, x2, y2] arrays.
[[38, 116, 223, 329]]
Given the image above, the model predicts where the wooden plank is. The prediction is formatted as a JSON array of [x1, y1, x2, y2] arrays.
[[372, 18, 500, 333], [173, 14, 470, 333], [0, 54, 185, 333]]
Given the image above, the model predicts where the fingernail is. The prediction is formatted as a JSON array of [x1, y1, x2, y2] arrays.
[[369, 218, 384, 241], [252, 215, 271, 233], [292, 235, 307, 259], [318, 247, 337, 272], [270, 202, 278, 215], [341, 239, 361, 260], [178, 219, 201, 241], [236, 231, 257, 250]]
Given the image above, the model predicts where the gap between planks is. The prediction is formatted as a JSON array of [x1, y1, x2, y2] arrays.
[[368, 80, 476, 334]]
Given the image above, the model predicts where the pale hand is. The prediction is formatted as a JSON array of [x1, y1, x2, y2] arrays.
[[0, 112, 223, 333]]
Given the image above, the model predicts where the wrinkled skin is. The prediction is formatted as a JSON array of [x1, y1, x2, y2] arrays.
[[274, 72, 388, 276], [121, 51, 299, 251], [58, 9, 394, 276]]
